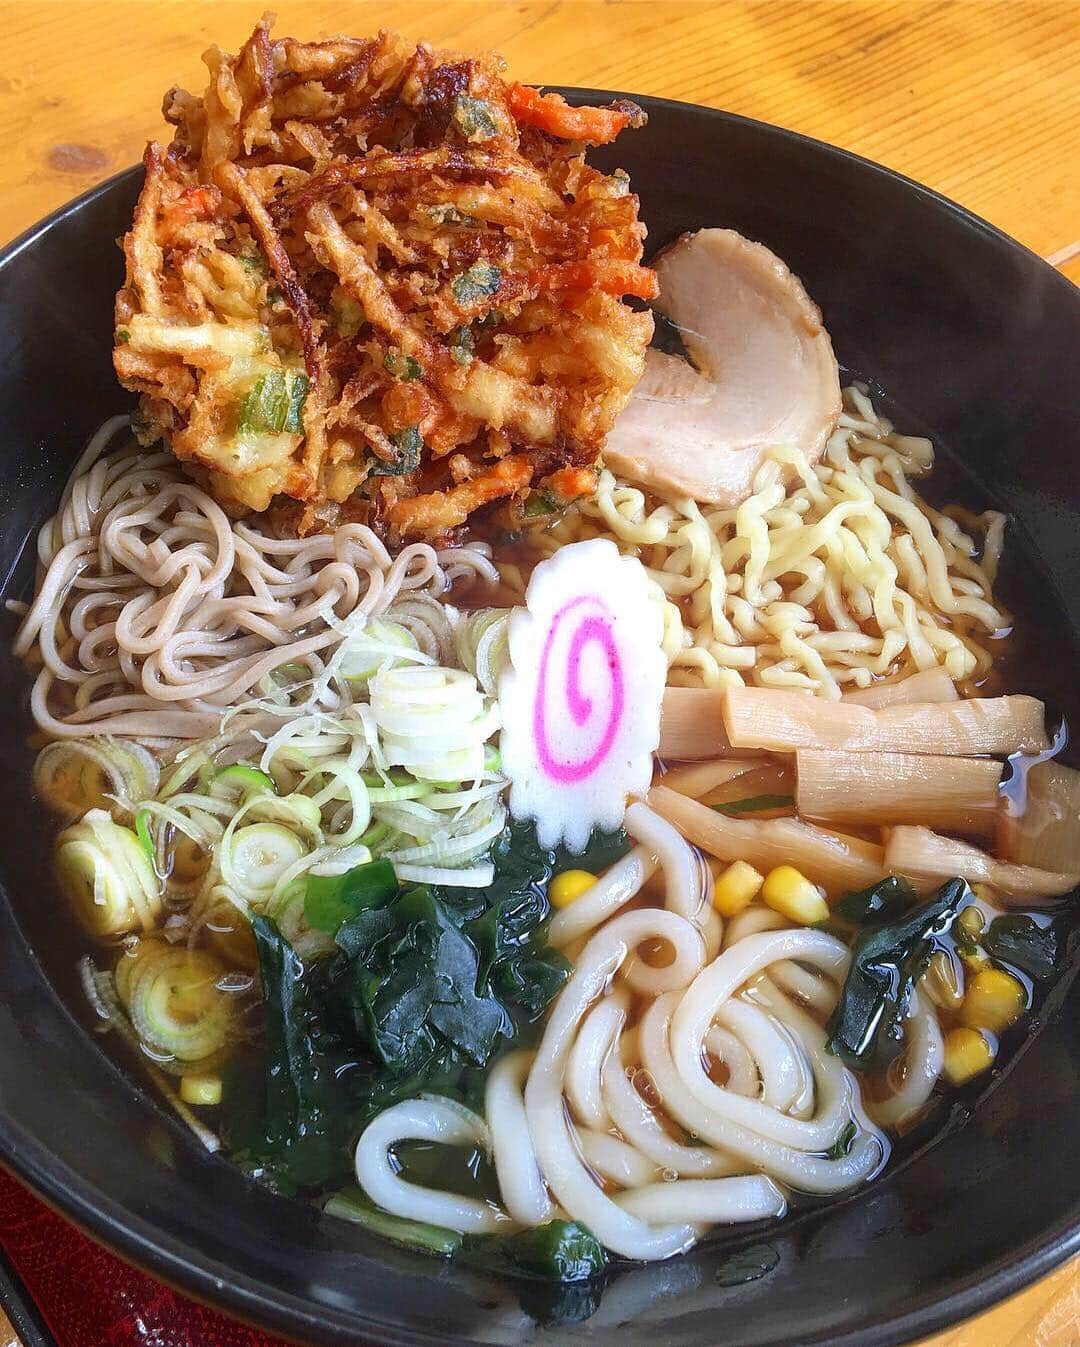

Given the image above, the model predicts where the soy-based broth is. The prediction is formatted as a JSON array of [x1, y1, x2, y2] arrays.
[[5, 14, 1079, 1313]]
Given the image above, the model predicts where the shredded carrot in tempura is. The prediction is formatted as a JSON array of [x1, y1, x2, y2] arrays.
[[113, 19, 655, 538]]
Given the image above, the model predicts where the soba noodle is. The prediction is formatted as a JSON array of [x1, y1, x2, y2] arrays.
[[14, 417, 497, 740]]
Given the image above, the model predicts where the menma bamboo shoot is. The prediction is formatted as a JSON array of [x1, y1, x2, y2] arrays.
[[796, 750, 1001, 837], [841, 667, 958, 708], [883, 825, 1078, 900], [659, 688, 740, 760], [657, 758, 765, 801], [997, 760, 1080, 874], [649, 783, 884, 895], [721, 688, 1047, 757]]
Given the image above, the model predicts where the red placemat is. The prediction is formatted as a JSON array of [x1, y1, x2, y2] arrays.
[[0, 1167, 292, 1347]]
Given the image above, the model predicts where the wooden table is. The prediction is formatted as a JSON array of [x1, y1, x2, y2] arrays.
[[0, 3, 1077, 1345]]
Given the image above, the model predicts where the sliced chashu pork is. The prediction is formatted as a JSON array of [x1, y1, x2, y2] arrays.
[[604, 228, 842, 506]]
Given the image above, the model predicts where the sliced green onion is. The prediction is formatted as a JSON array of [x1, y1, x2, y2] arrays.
[[332, 293, 364, 339], [522, 488, 561, 518], [295, 761, 371, 846], [364, 779, 430, 803], [239, 250, 269, 276], [55, 810, 162, 937], [425, 204, 479, 228], [368, 426, 423, 477], [383, 348, 423, 381], [324, 1187, 462, 1256], [449, 325, 474, 367], [118, 941, 233, 1066], [237, 369, 310, 436], [453, 609, 510, 698], [339, 620, 422, 686], [226, 822, 307, 900], [370, 665, 499, 782], [451, 94, 500, 141], [34, 739, 160, 818], [135, 809, 155, 863], [452, 261, 501, 305], [157, 749, 212, 800], [394, 862, 495, 888], [210, 764, 277, 800]]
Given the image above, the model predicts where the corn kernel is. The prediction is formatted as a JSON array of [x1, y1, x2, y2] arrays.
[[923, 949, 964, 1010], [957, 905, 985, 938], [549, 869, 597, 910], [943, 1027, 995, 1085], [959, 945, 990, 974], [761, 866, 829, 925], [961, 968, 1026, 1034], [180, 1072, 222, 1107], [712, 861, 764, 916]]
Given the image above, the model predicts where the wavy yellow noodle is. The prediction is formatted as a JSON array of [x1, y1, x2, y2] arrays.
[[503, 387, 1009, 698]]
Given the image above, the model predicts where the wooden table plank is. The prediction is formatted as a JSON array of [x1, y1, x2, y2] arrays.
[[1, 0, 1079, 279], [0, 3, 1077, 1345]]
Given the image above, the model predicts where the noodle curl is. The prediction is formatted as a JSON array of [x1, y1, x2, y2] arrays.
[[502, 387, 1009, 697], [355, 803, 886, 1257], [15, 420, 497, 740]]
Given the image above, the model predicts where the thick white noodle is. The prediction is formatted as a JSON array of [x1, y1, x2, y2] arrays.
[[870, 989, 944, 1128], [710, 999, 808, 1112], [641, 991, 884, 1194], [704, 1024, 759, 1098], [624, 800, 709, 923], [354, 1097, 510, 1234], [671, 930, 854, 1150], [524, 907, 705, 1259], [547, 846, 656, 948], [354, 806, 893, 1259], [577, 1128, 658, 1188], [770, 959, 836, 1014], [566, 992, 627, 1130], [722, 905, 788, 947], [484, 1051, 551, 1226], [616, 1175, 786, 1225], [602, 1047, 741, 1179]]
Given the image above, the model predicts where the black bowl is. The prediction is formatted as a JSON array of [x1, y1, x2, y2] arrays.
[[0, 93, 1078, 1347]]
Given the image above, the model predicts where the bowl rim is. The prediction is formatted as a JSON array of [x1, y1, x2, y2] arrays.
[[0, 89, 1078, 1347]]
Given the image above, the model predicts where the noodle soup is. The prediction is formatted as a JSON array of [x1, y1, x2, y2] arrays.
[[7, 16, 1079, 1315]]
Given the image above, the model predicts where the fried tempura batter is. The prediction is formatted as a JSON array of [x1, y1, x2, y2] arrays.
[[114, 17, 655, 537]]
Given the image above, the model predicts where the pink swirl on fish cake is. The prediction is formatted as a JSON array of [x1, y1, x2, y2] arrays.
[[533, 595, 625, 784]]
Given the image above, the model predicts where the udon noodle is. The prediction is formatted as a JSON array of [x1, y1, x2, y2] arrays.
[[355, 802, 885, 1258], [500, 387, 1010, 696]]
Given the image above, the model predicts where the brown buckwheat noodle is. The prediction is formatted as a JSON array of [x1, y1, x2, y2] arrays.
[[14, 417, 498, 741]]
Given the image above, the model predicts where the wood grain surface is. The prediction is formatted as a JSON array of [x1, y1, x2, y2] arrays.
[[0, 3, 1077, 1346]]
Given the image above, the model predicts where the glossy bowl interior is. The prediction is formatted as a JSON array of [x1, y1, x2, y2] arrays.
[[0, 94, 1078, 1347]]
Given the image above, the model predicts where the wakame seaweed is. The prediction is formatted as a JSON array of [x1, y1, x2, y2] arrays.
[[232, 823, 625, 1197], [304, 858, 398, 934], [463, 1220, 609, 1325], [831, 875, 916, 927], [826, 877, 969, 1071], [465, 1219, 607, 1281], [982, 913, 1062, 983], [227, 916, 360, 1193]]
